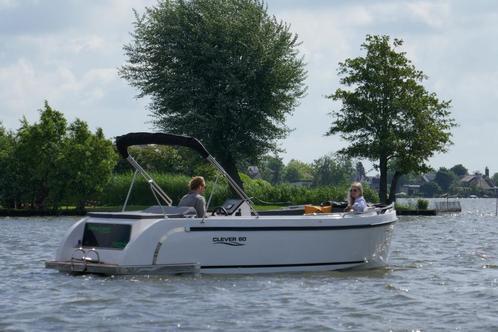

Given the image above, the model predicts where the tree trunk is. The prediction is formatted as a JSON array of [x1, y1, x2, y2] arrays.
[[378, 155, 388, 204], [35, 185, 49, 210], [219, 155, 244, 197], [5, 199, 15, 209], [388, 170, 402, 204], [76, 200, 86, 212]]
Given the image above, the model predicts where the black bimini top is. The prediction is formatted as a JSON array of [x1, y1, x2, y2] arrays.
[[115, 132, 210, 159]]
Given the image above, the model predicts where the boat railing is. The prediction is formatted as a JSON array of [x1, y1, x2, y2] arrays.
[[341, 203, 394, 218], [377, 203, 395, 214], [121, 155, 173, 215]]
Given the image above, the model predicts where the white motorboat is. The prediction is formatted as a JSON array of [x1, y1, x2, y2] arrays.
[[46, 132, 397, 275]]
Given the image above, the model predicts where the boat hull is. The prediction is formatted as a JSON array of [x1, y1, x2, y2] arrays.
[[46, 210, 396, 275]]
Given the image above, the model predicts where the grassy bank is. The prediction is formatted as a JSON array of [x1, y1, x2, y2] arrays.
[[0, 173, 379, 216], [98, 172, 379, 207], [0, 205, 286, 217]]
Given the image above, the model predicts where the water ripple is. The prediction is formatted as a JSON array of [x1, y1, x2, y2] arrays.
[[1, 199, 498, 331]]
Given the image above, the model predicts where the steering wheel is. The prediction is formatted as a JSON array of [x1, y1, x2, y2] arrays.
[[212, 206, 229, 216]]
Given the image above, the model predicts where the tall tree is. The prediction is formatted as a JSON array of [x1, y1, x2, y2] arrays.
[[355, 161, 366, 181], [14, 102, 67, 208], [3, 102, 118, 210], [450, 164, 468, 177], [0, 124, 16, 207], [120, 0, 306, 189], [420, 181, 441, 198], [492, 172, 498, 187], [327, 35, 456, 203], [258, 155, 285, 184], [283, 159, 313, 183], [312, 154, 355, 186], [114, 145, 187, 174], [434, 167, 457, 192], [61, 121, 117, 210]]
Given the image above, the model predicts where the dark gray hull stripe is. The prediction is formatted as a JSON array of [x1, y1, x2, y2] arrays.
[[201, 260, 365, 269], [190, 220, 396, 232]]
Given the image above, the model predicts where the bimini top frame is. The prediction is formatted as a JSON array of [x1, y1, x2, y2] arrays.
[[115, 132, 258, 216]]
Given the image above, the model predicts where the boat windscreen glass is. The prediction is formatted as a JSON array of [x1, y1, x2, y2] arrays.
[[82, 223, 131, 250], [221, 199, 245, 215]]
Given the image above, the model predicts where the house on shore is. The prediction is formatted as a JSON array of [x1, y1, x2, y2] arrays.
[[402, 184, 421, 196], [460, 172, 495, 191]]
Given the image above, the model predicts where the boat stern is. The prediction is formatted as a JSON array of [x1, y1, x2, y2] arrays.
[[45, 211, 199, 275]]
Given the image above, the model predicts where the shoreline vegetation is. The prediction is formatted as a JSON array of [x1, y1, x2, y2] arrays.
[[0, 2, 468, 215], [0, 103, 380, 215], [0, 103, 492, 217], [0, 172, 379, 217], [0, 104, 491, 217], [0, 204, 288, 217]]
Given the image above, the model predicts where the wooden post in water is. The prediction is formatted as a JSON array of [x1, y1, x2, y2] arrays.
[[495, 187, 498, 216], [493, 187, 498, 216]]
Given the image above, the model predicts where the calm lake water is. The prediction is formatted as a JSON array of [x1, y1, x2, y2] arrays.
[[1, 198, 497, 331]]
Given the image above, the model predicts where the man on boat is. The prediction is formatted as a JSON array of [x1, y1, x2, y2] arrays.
[[178, 176, 207, 218]]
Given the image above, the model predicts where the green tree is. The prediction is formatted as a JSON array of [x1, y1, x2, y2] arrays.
[[2, 102, 118, 210], [420, 181, 441, 198], [14, 102, 67, 209], [312, 154, 355, 186], [114, 145, 187, 174], [450, 164, 468, 177], [355, 161, 366, 181], [493, 172, 498, 187], [434, 167, 457, 192], [283, 159, 313, 183], [258, 155, 285, 184], [120, 0, 306, 189], [0, 124, 16, 207], [61, 121, 117, 210], [327, 35, 455, 203]]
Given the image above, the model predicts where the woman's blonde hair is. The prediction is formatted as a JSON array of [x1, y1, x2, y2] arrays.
[[189, 176, 206, 191], [348, 182, 364, 206]]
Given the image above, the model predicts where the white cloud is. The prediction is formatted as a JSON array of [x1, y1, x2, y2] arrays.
[[0, 0, 154, 133], [0, 59, 40, 122], [270, 0, 498, 172], [406, 1, 450, 29], [1, 0, 498, 173], [0, 42, 150, 132], [0, 0, 18, 9]]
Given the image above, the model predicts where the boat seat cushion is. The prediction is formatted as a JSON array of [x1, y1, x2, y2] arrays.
[[142, 205, 197, 218]]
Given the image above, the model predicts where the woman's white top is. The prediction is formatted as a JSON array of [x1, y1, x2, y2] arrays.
[[352, 196, 368, 213]]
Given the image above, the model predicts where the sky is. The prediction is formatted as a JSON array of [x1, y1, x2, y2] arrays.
[[1, 0, 497, 175]]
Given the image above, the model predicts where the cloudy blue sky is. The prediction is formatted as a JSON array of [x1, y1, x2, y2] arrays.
[[1, 0, 497, 174]]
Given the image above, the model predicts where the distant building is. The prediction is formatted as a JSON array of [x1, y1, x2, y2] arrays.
[[421, 172, 436, 183], [460, 173, 495, 190], [247, 166, 261, 179], [402, 184, 421, 196]]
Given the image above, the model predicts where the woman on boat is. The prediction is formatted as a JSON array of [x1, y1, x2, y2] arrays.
[[178, 176, 207, 218], [346, 182, 368, 213]]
